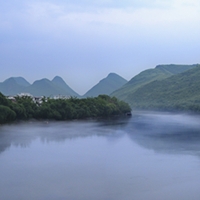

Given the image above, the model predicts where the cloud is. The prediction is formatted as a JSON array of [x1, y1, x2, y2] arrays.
[[2, 1, 198, 34], [1, 0, 200, 38]]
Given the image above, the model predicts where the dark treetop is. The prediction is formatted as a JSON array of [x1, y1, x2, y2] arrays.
[[0, 93, 131, 124]]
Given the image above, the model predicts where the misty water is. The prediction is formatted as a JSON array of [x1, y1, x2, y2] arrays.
[[1, 112, 200, 200]]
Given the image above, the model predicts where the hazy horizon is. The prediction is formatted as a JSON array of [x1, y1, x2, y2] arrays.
[[1, 64, 197, 96], [1, 0, 200, 94]]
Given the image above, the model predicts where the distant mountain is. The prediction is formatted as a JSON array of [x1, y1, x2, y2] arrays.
[[125, 64, 200, 110], [52, 76, 79, 97], [111, 64, 197, 101], [12, 77, 30, 87], [0, 76, 80, 97], [83, 73, 127, 97], [0, 78, 25, 96], [25, 78, 63, 97]]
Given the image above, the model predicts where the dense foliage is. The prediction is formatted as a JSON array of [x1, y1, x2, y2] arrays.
[[0, 93, 131, 124], [111, 64, 198, 101], [127, 65, 200, 111]]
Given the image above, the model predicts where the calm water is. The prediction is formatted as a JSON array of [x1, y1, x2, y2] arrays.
[[1, 112, 200, 200]]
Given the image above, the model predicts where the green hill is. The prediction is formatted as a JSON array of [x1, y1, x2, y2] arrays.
[[83, 73, 127, 97], [127, 64, 200, 111], [111, 64, 197, 101]]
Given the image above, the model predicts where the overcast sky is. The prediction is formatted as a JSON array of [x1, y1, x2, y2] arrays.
[[0, 0, 200, 95]]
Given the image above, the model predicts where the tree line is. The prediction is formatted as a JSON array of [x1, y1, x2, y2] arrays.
[[0, 93, 131, 124]]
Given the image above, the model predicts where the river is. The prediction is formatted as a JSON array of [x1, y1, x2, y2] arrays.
[[1, 112, 200, 200]]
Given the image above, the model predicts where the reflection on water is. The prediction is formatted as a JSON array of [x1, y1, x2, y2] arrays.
[[0, 117, 130, 154], [126, 112, 200, 156], [1, 112, 200, 200]]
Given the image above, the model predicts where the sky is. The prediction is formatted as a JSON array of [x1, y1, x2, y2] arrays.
[[0, 0, 200, 95]]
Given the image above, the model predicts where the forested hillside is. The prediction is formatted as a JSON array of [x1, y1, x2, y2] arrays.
[[127, 65, 200, 111], [111, 64, 197, 101]]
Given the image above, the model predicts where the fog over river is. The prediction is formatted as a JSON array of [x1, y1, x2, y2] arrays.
[[1, 112, 200, 200]]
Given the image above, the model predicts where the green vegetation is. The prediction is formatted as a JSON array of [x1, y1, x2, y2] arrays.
[[0, 93, 131, 124], [111, 64, 197, 101], [0, 105, 16, 123], [126, 65, 200, 111], [0, 93, 16, 123]]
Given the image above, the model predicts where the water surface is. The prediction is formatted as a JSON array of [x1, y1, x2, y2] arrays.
[[1, 112, 200, 200]]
